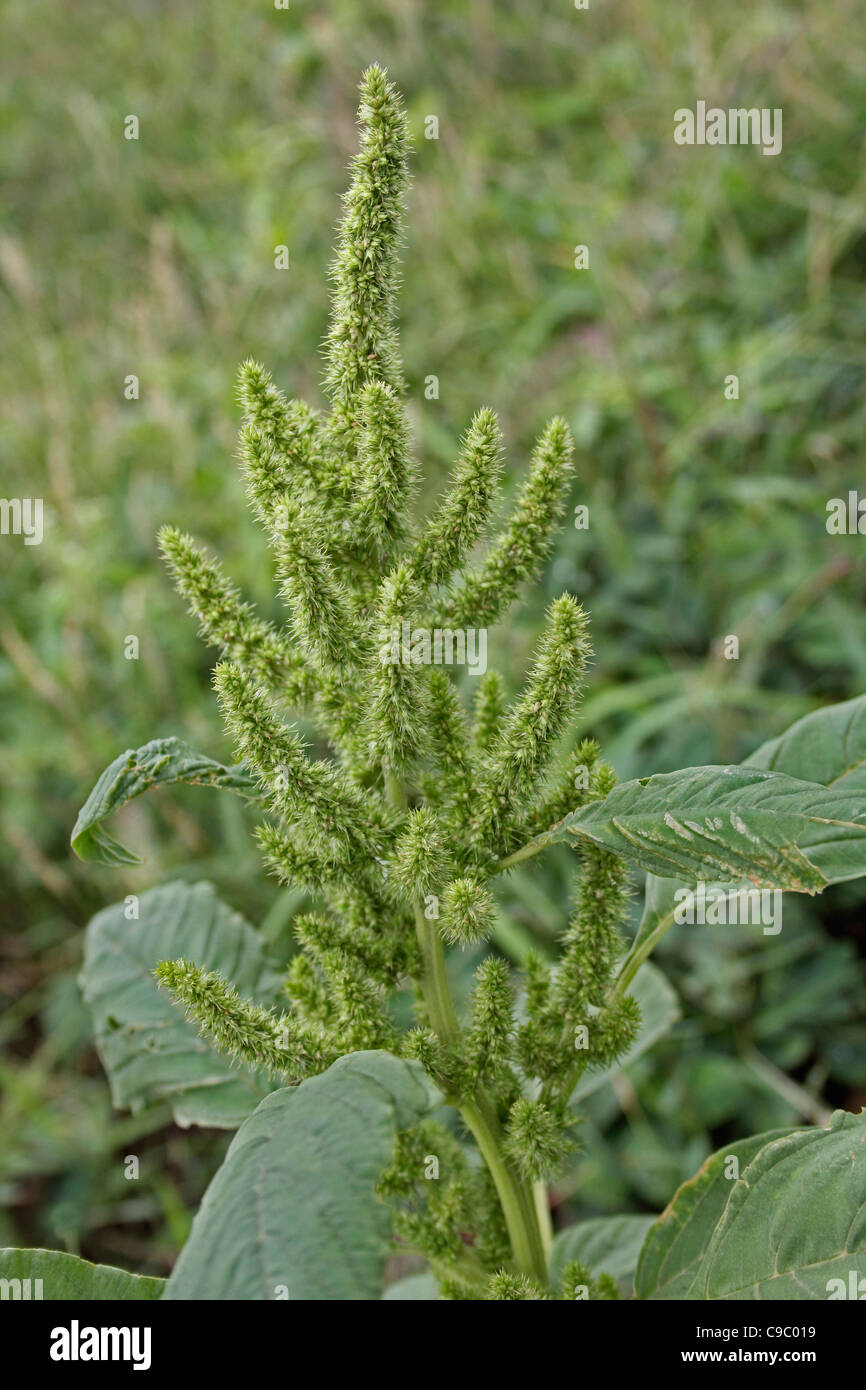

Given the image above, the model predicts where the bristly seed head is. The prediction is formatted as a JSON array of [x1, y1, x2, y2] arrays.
[[153, 65, 639, 1302]]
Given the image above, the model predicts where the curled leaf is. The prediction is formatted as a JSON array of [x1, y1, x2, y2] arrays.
[[71, 737, 258, 864]]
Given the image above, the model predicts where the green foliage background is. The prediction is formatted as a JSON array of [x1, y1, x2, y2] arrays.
[[1, 0, 865, 1279]]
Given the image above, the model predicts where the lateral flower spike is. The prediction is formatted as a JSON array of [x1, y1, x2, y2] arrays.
[[476, 594, 591, 853], [291, 915, 397, 1052], [292, 911, 385, 980], [471, 669, 506, 752], [237, 359, 296, 442], [465, 957, 514, 1086], [426, 670, 475, 835], [554, 800, 630, 1016], [445, 416, 575, 628], [238, 425, 292, 528], [410, 407, 503, 591], [352, 379, 417, 562], [442, 876, 496, 946], [274, 497, 361, 671], [484, 1272, 547, 1301], [238, 413, 320, 519], [237, 365, 336, 521], [154, 959, 329, 1082], [256, 820, 359, 897], [367, 564, 429, 770], [158, 525, 312, 704], [505, 1096, 574, 1181], [529, 736, 601, 834], [214, 662, 383, 863], [402, 1027, 450, 1089], [390, 806, 449, 903]]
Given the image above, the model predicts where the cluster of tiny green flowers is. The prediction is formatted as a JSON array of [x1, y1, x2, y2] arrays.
[[377, 1122, 621, 1301], [153, 65, 638, 1298], [153, 959, 337, 1082], [559, 1261, 621, 1301], [377, 1121, 511, 1285]]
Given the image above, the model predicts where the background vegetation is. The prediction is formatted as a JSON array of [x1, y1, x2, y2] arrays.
[[2, 0, 865, 1280]]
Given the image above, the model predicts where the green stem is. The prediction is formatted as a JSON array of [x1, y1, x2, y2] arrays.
[[492, 821, 589, 878], [412, 899, 547, 1282], [460, 1092, 547, 1282], [533, 1179, 554, 1258], [385, 768, 548, 1285], [610, 905, 677, 999], [412, 899, 460, 1044], [494, 831, 554, 875]]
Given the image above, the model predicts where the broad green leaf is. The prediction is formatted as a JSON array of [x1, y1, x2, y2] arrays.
[[163, 1052, 439, 1301], [549, 1215, 656, 1296], [382, 1272, 439, 1300], [698, 1110, 866, 1300], [746, 692, 866, 789], [0, 1248, 164, 1300], [627, 696, 866, 992], [745, 693, 866, 884], [71, 737, 258, 865], [571, 962, 680, 1103], [548, 766, 866, 892], [637, 1111, 866, 1300], [80, 880, 282, 1128], [635, 1130, 791, 1299]]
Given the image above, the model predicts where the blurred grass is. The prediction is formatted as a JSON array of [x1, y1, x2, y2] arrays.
[[2, 0, 866, 1268]]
